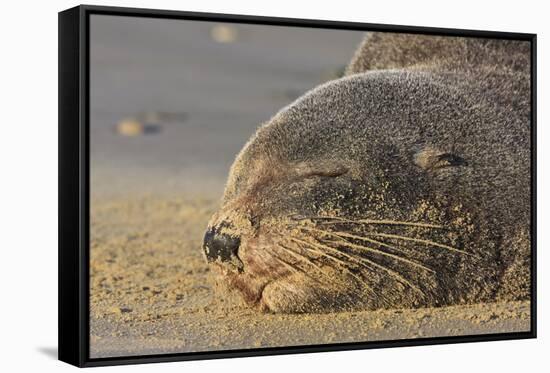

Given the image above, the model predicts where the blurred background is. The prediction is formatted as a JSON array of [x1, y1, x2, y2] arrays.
[[90, 14, 365, 199]]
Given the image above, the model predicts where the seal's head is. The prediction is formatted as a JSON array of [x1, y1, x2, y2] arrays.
[[202, 35, 530, 313]]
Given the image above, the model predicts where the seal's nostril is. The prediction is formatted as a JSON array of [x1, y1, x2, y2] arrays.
[[203, 228, 241, 264]]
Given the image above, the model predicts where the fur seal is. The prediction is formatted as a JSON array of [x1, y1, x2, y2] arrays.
[[203, 32, 531, 313]]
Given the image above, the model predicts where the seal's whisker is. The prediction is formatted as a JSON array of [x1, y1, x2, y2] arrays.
[[283, 238, 386, 305], [314, 237, 425, 296], [290, 215, 443, 229], [298, 226, 435, 273], [288, 237, 373, 290], [276, 241, 330, 275], [270, 253, 300, 273], [335, 237, 435, 274], [332, 231, 414, 255], [277, 242, 327, 272], [270, 250, 321, 283], [290, 236, 424, 296], [289, 237, 350, 267], [363, 232, 477, 258], [275, 242, 350, 285]]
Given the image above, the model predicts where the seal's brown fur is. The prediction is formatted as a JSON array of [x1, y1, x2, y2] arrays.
[[204, 32, 531, 313]]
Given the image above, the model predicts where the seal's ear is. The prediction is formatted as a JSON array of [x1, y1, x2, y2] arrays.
[[414, 147, 468, 171]]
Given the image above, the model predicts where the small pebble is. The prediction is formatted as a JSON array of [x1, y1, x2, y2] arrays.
[[210, 25, 238, 43], [116, 118, 144, 136]]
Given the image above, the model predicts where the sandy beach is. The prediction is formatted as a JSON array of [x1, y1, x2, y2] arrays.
[[89, 194, 530, 358], [88, 15, 530, 358]]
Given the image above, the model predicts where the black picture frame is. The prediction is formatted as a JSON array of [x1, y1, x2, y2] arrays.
[[58, 4, 537, 367]]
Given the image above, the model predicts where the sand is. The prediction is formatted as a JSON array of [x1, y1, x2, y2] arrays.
[[89, 195, 530, 358]]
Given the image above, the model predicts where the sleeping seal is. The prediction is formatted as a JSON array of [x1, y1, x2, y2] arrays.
[[202, 32, 531, 313]]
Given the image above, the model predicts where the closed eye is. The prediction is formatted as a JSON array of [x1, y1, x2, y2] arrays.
[[302, 167, 349, 178]]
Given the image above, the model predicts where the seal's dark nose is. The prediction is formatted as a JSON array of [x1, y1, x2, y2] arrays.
[[203, 227, 241, 264]]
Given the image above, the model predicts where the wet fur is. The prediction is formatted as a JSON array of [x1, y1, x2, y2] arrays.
[[206, 32, 531, 313]]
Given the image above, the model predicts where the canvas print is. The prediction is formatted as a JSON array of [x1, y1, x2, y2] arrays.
[[89, 14, 532, 358]]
